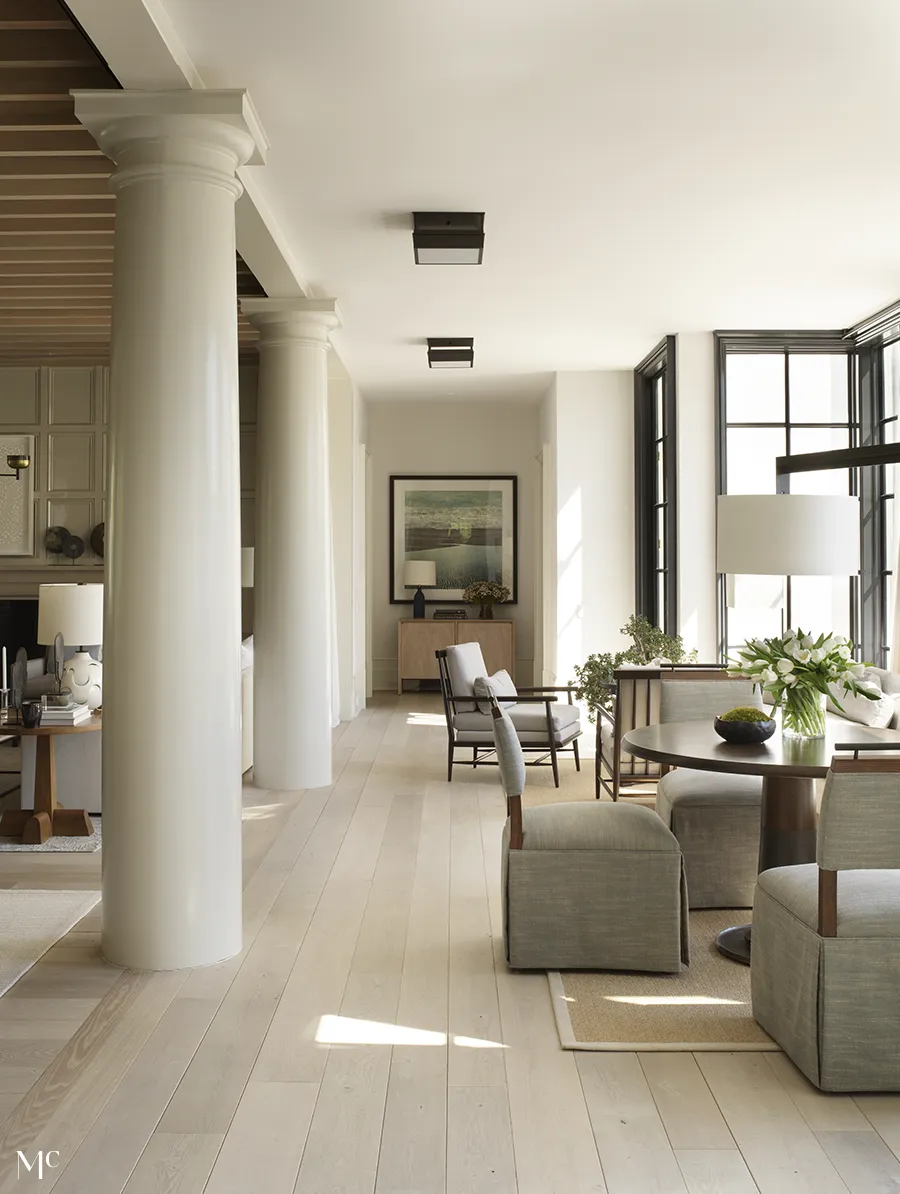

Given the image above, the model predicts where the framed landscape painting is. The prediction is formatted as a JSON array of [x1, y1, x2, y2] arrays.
[[390, 475, 518, 604]]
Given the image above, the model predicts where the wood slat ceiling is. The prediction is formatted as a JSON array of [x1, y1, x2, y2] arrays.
[[0, 0, 262, 362]]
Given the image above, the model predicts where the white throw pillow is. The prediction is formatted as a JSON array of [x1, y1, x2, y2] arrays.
[[473, 669, 518, 713], [240, 636, 254, 672], [827, 679, 894, 728]]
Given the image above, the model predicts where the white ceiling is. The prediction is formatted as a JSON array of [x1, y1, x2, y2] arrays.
[[159, 0, 900, 400]]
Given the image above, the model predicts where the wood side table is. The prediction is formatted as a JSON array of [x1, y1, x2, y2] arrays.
[[0, 714, 100, 844]]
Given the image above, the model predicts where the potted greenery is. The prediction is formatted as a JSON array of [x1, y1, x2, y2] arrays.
[[462, 580, 511, 620], [571, 615, 698, 722]]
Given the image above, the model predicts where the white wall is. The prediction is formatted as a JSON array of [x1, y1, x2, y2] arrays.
[[552, 371, 634, 685], [538, 378, 557, 683], [675, 332, 718, 659], [367, 400, 540, 690]]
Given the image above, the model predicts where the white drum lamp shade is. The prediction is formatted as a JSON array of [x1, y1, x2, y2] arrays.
[[241, 547, 255, 588], [403, 560, 437, 588], [716, 495, 860, 576], [37, 583, 103, 709], [38, 583, 103, 645]]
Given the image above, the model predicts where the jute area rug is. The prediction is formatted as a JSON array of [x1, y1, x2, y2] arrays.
[[0, 817, 101, 853], [0, 889, 101, 998], [549, 909, 777, 1052]]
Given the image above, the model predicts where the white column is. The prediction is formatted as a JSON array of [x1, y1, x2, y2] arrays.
[[242, 299, 342, 791], [73, 90, 268, 970]]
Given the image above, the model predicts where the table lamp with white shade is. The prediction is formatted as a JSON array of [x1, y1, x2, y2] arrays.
[[404, 560, 437, 619], [37, 583, 103, 709], [716, 495, 860, 578]]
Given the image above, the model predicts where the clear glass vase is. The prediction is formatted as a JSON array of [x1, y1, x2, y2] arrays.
[[781, 686, 827, 740]]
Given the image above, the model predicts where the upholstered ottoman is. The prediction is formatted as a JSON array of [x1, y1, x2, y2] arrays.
[[503, 801, 689, 972], [656, 769, 762, 908]]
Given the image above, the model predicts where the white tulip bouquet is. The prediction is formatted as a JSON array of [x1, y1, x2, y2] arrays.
[[728, 629, 877, 739]]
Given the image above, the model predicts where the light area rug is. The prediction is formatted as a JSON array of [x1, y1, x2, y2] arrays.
[[0, 889, 101, 998], [0, 817, 101, 853], [549, 909, 778, 1052]]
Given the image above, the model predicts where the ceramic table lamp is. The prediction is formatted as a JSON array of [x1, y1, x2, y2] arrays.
[[404, 560, 437, 619], [37, 583, 104, 709]]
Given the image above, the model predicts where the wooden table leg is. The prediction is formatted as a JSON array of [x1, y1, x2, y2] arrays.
[[0, 735, 94, 843], [717, 775, 819, 965]]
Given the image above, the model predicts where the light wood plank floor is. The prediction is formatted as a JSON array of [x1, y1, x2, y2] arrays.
[[1, 694, 899, 1193]]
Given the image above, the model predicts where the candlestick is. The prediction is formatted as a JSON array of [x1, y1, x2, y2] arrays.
[[1, 646, 6, 692]]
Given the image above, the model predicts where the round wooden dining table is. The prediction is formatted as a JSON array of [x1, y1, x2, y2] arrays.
[[623, 715, 900, 964]]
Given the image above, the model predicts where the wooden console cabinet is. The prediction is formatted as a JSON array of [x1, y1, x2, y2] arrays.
[[397, 619, 515, 694]]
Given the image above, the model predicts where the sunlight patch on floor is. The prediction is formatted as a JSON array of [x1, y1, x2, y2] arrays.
[[603, 995, 746, 1007], [314, 1014, 506, 1049]]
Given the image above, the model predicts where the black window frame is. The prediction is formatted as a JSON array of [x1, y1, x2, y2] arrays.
[[635, 335, 677, 635], [714, 325, 898, 665]]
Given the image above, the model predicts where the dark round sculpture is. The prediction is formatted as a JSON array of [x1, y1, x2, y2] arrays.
[[90, 521, 105, 558], [45, 525, 71, 554], [62, 534, 85, 561], [713, 715, 777, 745]]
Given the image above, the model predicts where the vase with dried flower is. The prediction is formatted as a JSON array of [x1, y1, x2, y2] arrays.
[[461, 580, 511, 620]]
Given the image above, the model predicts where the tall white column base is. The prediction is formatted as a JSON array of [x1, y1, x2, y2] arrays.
[[243, 299, 342, 792], [74, 90, 267, 970]]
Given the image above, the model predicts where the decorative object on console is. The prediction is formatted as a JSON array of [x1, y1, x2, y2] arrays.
[[728, 629, 877, 741], [403, 560, 436, 619], [462, 580, 510, 619], [11, 647, 27, 722], [20, 700, 42, 729], [390, 474, 517, 606], [45, 526, 71, 557], [89, 522, 105, 558], [241, 547, 255, 587], [433, 608, 467, 620], [713, 707, 776, 745], [62, 535, 85, 562], [38, 584, 103, 710]]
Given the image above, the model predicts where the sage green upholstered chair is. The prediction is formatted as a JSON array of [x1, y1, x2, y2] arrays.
[[752, 747, 900, 1091], [492, 699, 689, 972], [655, 670, 764, 909]]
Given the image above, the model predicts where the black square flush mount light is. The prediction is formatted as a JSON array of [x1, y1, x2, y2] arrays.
[[413, 212, 484, 265], [427, 338, 474, 369]]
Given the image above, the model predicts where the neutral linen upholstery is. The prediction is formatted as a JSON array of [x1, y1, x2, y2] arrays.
[[493, 702, 689, 972], [493, 705, 525, 799], [659, 678, 762, 723], [752, 765, 900, 1091], [826, 680, 894, 728], [473, 669, 517, 712], [445, 641, 485, 712], [656, 769, 762, 908], [818, 767, 900, 870], [656, 676, 763, 909], [867, 667, 900, 729], [454, 700, 579, 744]]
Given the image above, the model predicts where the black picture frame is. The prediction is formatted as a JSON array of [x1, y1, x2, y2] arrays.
[[389, 474, 518, 606]]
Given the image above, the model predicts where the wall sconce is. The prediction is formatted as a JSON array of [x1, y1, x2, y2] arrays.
[[2, 454, 31, 480]]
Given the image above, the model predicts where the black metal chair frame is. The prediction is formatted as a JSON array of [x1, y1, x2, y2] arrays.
[[435, 649, 581, 787]]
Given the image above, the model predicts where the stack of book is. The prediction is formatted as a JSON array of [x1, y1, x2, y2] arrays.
[[40, 701, 92, 727]]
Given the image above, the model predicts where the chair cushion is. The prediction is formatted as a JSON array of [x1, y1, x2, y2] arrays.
[[445, 641, 487, 712], [827, 677, 895, 728], [453, 700, 580, 744], [657, 768, 763, 824], [474, 668, 517, 712], [757, 864, 900, 938], [492, 705, 525, 798], [520, 800, 680, 853]]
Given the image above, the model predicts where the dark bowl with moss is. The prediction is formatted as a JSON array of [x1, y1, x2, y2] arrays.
[[713, 706, 777, 745]]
